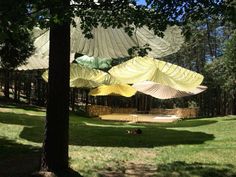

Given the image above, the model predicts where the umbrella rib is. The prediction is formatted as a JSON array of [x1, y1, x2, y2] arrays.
[[76, 28, 87, 55], [104, 28, 117, 58], [100, 28, 111, 58], [114, 28, 132, 56], [108, 28, 125, 57]]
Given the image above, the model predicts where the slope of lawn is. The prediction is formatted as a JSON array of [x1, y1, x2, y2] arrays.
[[0, 103, 236, 177]]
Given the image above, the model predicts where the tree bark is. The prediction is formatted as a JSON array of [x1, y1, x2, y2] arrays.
[[40, 0, 70, 172], [4, 70, 10, 99], [14, 71, 19, 101]]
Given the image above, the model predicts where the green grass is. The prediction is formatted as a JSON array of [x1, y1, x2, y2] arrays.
[[0, 104, 236, 177]]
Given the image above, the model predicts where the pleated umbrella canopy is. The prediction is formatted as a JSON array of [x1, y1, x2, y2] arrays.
[[70, 18, 184, 58], [42, 63, 115, 88], [89, 81, 207, 99], [16, 53, 75, 71], [109, 56, 204, 92], [132, 81, 207, 99], [89, 84, 137, 97], [33, 18, 184, 59]]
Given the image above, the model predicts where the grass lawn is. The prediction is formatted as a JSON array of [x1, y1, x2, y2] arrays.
[[0, 103, 236, 177]]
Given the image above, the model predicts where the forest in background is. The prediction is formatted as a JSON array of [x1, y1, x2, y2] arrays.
[[0, 2, 235, 117]]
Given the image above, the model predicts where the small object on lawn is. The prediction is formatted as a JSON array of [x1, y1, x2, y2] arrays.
[[127, 128, 142, 135]]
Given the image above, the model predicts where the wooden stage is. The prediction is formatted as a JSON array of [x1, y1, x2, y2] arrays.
[[99, 113, 180, 123]]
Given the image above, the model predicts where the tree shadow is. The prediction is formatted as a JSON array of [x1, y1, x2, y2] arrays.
[[156, 161, 236, 177], [0, 111, 215, 148], [0, 138, 41, 177], [0, 101, 45, 112], [0, 112, 44, 126], [32, 168, 82, 177], [22, 122, 215, 148], [96, 161, 236, 177], [0, 138, 82, 177]]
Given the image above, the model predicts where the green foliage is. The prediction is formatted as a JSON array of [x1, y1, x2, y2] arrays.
[[60, 0, 231, 39], [0, 30, 35, 69], [0, 0, 35, 69], [223, 30, 236, 97], [161, 14, 236, 116], [128, 44, 152, 57], [205, 31, 236, 98]]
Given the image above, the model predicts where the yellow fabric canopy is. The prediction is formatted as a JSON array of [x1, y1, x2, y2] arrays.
[[89, 84, 137, 97], [109, 56, 204, 91]]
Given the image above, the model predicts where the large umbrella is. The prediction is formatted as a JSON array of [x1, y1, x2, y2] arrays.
[[42, 63, 113, 88], [16, 53, 75, 71], [108, 56, 204, 92], [70, 18, 184, 58], [132, 81, 207, 99], [89, 84, 137, 97], [89, 81, 207, 99], [33, 18, 184, 59]]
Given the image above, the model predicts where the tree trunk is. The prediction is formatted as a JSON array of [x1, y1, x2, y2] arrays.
[[14, 71, 19, 101], [4, 70, 10, 99], [232, 97, 236, 115], [40, 1, 70, 172]]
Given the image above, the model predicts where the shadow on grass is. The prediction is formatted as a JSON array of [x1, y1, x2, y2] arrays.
[[96, 161, 236, 177], [0, 112, 215, 148], [155, 161, 236, 177], [0, 100, 45, 112], [0, 138, 82, 177], [0, 138, 41, 177]]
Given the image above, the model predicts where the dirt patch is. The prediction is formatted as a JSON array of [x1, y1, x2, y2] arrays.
[[98, 163, 157, 177]]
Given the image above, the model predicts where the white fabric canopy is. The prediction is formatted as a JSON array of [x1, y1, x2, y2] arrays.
[[16, 53, 75, 71], [132, 81, 207, 99], [33, 18, 184, 59], [71, 18, 184, 58]]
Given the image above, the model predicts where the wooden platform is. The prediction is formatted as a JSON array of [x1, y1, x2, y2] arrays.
[[99, 113, 180, 123]]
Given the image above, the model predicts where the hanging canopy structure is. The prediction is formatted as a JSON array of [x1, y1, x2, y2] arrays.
[[109, 56, 204, 92], [70, 18, 184, 58], [132, 81, 207, 99], [89, 84, 137, 97], [33, 18, 184, 59], [16, 53, 75, 71], [75, 55, 112, 69], [42, 60, 206, 98], [89, 81, 207, 99], [42, 63, 119, 88]]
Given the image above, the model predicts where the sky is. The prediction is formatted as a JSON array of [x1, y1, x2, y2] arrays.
[[136, 0, 146, 5]]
